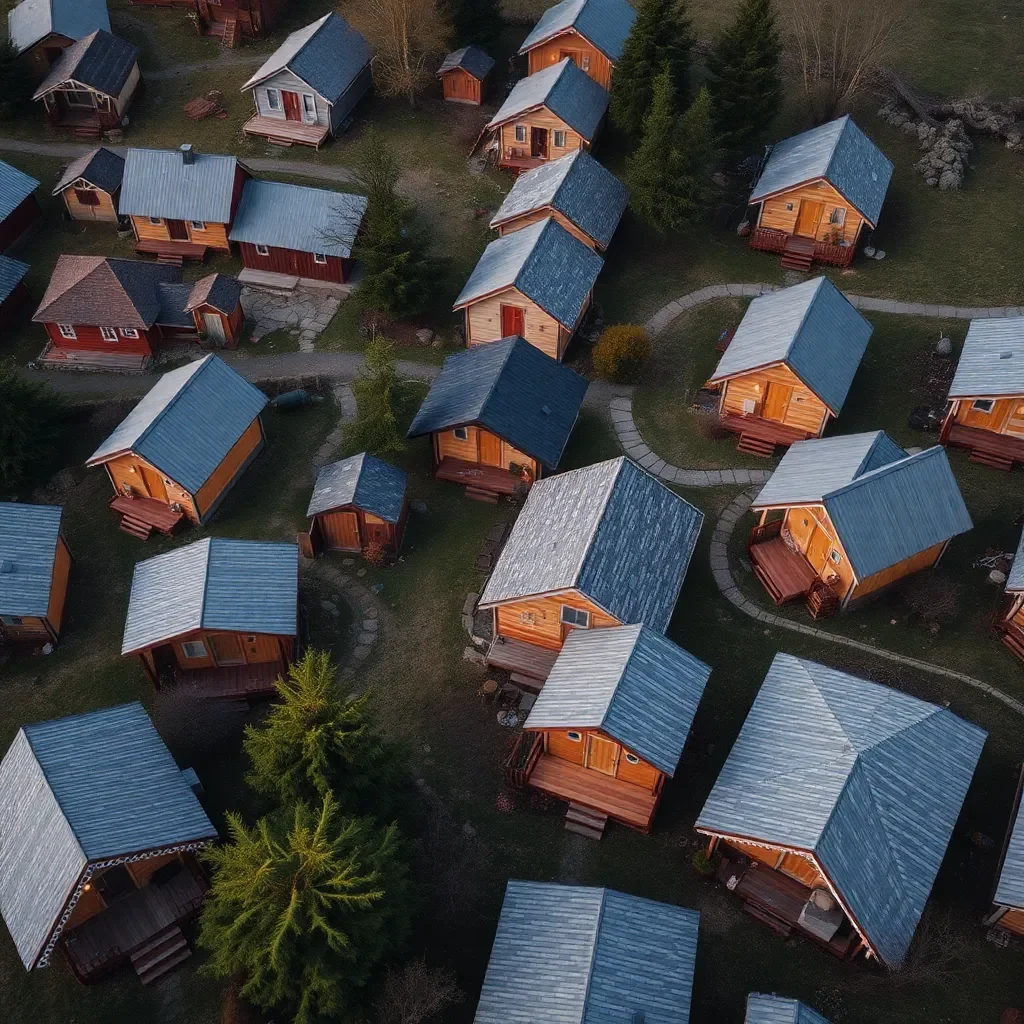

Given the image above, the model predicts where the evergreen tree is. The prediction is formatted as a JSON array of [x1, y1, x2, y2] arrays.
[[439, 0, 503, 53], [611, 0, 694, 138], [244, 650, 404, 818], [671, 86, 720, 221], [0, 359, 61, 491], [346, 336, 407, 458], [199, 795, 412, 1024], [706, 0, 782, 157], [0, 40, 31, 120]]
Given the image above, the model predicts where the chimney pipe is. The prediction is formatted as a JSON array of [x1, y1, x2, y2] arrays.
[[180, 143, 194, 165]]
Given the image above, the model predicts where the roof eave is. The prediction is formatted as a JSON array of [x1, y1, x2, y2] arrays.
[[751, 174, 876, 228]]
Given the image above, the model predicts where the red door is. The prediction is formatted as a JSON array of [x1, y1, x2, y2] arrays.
[[500, 304, 525, 337], [282, 91, 302, 122]]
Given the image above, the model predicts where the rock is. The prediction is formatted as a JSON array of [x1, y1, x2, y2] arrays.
[[357, 632, 377, 645], [905, 446, 923, 455], [518, 692, 536, 712], [364, 607, 378, 619], [938, 170, 962, 190], [356, 568, 366, 577], [736, 220, 752, 237], [353, 645, 371, 660], [935, 335, 953, 356], [431, 337, 444, 348], [371, 583, 384, 594], [410, 499, 428, 513], [989, 569, 1008, 585], [415, 328, 434, 346], [462, 822, 476, 836], [462, 593, 479, 615], [42, 643, 53, 656], [497, 710, 519, 728], [320, 600, 340, 617], [873, 250, 886, 260], [361, 619, 378, 631], [863, 245, 876, 258], [480, 679, 499, 695], [463, 646, 486, 666], [342, 557, 355, 566]]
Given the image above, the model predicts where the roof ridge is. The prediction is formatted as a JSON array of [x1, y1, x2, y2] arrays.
[[477, 336, 519, 423], [576, 457, 626, 587], [197, 536, 216, 631], [550, 149, 581, 206], [822, 115, 852, 183], [130, 355, 215, 463], [579, 886, 609, 1020], [823, 443, 937, 502], [598, 623, 642, 734], [783, 276, 827, 362], [851, 430, 888, 479]]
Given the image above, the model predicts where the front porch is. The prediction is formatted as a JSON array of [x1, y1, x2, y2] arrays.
[[36, 342, 151, 374], [110, 495, 185, 540], [748, 521, 839, 618], [42, 97, 119, 138], [942, 422, 1024, 471], [135, 238, 209, 265], [435, 457, 523, 499], [749, 227, 855, 270], [242, 115, 330, 149], [485, 635, 558, 688], [719, 413, 813, 457], [498, 150, 547, 173], [174, 659, 285, 699]]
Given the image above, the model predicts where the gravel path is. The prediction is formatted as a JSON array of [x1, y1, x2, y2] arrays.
[[146, 55, 267, 82]]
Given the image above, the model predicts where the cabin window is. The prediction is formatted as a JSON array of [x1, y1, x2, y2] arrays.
[[566, 731, 582, 742], [57, 324, 76, 339], [453, 426, 468, 440], [256, 244, 270, 256], [553, 130, 566, 148], [560, 606, 590, 629], [74, 187, 99, 206], [191, 220, 206, 231], [100, 327, 118, 342], [181, 640, 208, 660], [829, 549, 842, 565], [65, 90, 93, 108], [972, 399, 995, 413], [581, 55, 591, 71], [121, 328, 139, 339], [515, 125, 527, 143], [302, 94, 316, 121], [313, 253, 328, 265], [624, 752, 640, 765], [149, 217, 162, 226], [829, 207, 846, 226], [266, 88, 281, 111], [0, 616, 23, 626], [784, 202, 794, 211]]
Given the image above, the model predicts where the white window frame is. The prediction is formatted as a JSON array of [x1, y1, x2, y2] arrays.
[[972, 398, 995, 413], [566, 731, 582, 742], [181, 640, 208, 660], [553, 130, 566, 148], [58, 324, 76, 339], [624, 752, 640, 765], [100, 326, 118, 342], [560, 605, 590, 629], [121, 328, 139, 339], [829, 549, 842, 565], [255, 244, 270, 257], [313, 253, 328, 265], [149, 216, 162, 226], [302, 93, 316, 122], [266, 87, 281, 111], [190, 220, 206, 231], [829, 207, 846, 226], [514, 124, 526, 144], [453, 426, 468, 441]]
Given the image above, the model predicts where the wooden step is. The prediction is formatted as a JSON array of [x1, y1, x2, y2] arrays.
[[221, 17, 238, 47], [137, 945, 192, 985], [743, 901, 792, 938], [752, 563, 787, 605], [157, 253, 185, 267], [564, 802, 608, 840], [119, 515, 153, 540], [131, 925, 191, 984], [510, 671, 544, 693], [737, 434, 776, 457], [781, 255, 814, 271], [465, 486, 499, 503], [1001, 630, 1024, 662], [969, 449, 1014, 471]]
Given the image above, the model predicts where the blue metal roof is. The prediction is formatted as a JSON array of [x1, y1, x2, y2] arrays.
[[87, 355, 268, 495], [33, 29, 137, 100], [120, 147, 243, 225], [52, 145, 123, 196], [474, 880, 699, 1024], [696, 653, 986, 968], [407, 336, 588, 467], [519, 0, 637, 62], [307, 452, 407, 521], [491, 149, 628, 250], [229, 179, 367, 259], [525, 624, 710, 775], [708, 277, 873, 414], [750, 116, 893, 226], [0, 702, 216, 969], [0, 503, 62, 619], [243, 13, 373, 105], [1007, 526, 1024, 593], [948, 317, 1024, 398], [0, 160, 39, 222], [454, 216, 603, 329], [745, 994, 832, 1024], [438, 45, 494, 80], [487, 58, 609, 140], [994, 776, 1024, 910], [7, 0, 110, 55], [480, 457, 703, 633], [0, 254, 29, 305], [122, 537, 298, 653]]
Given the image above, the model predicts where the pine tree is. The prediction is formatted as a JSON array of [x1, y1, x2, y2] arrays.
[[346, 336, 407, 458], [611, 0, 694, 138], [244, 650, 404, 818], [0, 40, 31, 120], [706, 0, 782, 157], [671, 86, 720, 221], [439, 0, 503, 53], [198, 795, 412, 1024], [0, 359, 61, 491]]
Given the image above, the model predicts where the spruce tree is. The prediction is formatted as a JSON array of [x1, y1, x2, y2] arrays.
[[671, 86, 720, 222], [439, 0, 503, 53], [706, 0, 782, 157], [346, 337, 407, 458], [0, 40, 31, 120], [198, 795, 412, 1024], [0, 359, 61, 491], [611, 0, 694, 138]]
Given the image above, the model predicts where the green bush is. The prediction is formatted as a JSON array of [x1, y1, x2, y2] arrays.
[[592, 324, 652, 382]]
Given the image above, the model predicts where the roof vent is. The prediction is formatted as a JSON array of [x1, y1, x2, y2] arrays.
[[871, 171, 878, 181], [1000, 350, 1014, 359], [180, 143, 194, 165], [0, 559, 13, 574], [541, 404, 551, 416]]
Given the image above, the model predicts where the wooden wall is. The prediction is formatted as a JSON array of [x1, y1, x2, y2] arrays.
[[192, 300, 244, 349], [101, 452, 199, 521], [131, 215, 231, 252], [435, 426, 540, 477], [441, 68, 483, 104], [237, 241, 348, 283], [194, 416, 264, 520], [757, 179, 865, 245], [720, 363, 830, 436], [252, 68, 331, 128], [1, 615, 51, 643], [498, 106, 590, 165], [849, 540, 946, 603], [496, 206, 599, 250], [21, 33, 75, 81], [537, 728, 663, 790], [313, 504, 404, 554], [44, 321, 156, 357], [724, 839, 826, 889], [0, 194, 42, 252], [46, 536, 72, 637], [998, 907, 1024, 936], [64, 853, 184, 931], [465, 286, 573, 359], [62, 184, 118, 223], [163, 628, 291, 671], [494, 591, 619, 650], [526, 31, 614, 89], [948, 396, 1024, 438]]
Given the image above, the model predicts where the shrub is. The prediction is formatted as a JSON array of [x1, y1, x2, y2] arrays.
[[363, 539, 387, 567], [692, 849, 716, 876], [592, 324, 652, 382]]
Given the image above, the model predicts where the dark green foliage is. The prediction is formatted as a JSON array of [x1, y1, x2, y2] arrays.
[[439, 0, 503, 53], [610, 0, 694, 137], [0, 40, 31, 120], [346, 336, 407, 458], [198, 794, 412, 1024], [0, 359, 62, 492], [706, 0, 782, 157]]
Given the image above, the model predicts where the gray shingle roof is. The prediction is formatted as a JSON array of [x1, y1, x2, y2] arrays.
[[696, 653, 986, 968], [155, 282, 195, 328], [525, 624, 710, 775], [8, 0, 110, 55], [438, 45, 494, 80], [474, 880, 699, 1024], [32, 29, 137, 100], [183, 273, 241, 315], [407, 335, 588, 468], [1007, 526, 1024, 593], [229, 179, 367, 259], [454, 216, 603, 329], [307, 452, 407, 522], [745, 994, 832, 1024], [52, 145, 123, 196], [0, 503, 62, 619], [0, 160, 39, 222], [490, 149, 628, 250], [87, 355, 268, 495], [0, 254, 29, 305], [122, 537, 298, 654], [480, 457, 703, 633], [994, 775, 1024, 910], [750, 116, 893, 227], [487, 58, 609, 140], [518, 0, 637, 62], [708, 277, 873, 414], [242, 12, 372, 105], [120, 147, 244, 224], [948, 317, 1024, 398], [0, 702, 216, 970]]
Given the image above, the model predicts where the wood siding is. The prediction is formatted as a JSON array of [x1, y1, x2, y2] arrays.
[[497, 104, 592, 165], [1, 615, 51, 643], [465, 285, 581, 359], [538, 729, 663, 790], [849, 540, 946, 603], [434, 426, 539, 477], [101, 452, 199, 522], [21, 33, 75, 81], [719, 363, 831, 435], [494, 591, 619, 650], [253, 68, 330, 128], [167, 628, 291, 671], [194, 416, 264, 521], [44, 321, 156, 357], [312, 504, 405, 555], [724, 839, 826, 888], [999, 907, 1024, 936], [237, 241, 349, 283], [495, 206, 600, 249], [131, 215, 231, 252], [0, 194, 42, 252], [440, 68, 483, 104], [192, 300, 244, 349], [46, 536, 72, 636], [525, 30, 614, 89], [62, 183, 119, 223], [757, 179, 866, 245], [948, 396, 1024, 439]]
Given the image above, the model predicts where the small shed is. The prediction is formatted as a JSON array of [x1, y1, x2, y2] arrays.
[[697, 652, 986, 969], [941, 317, 1024, 469], [0, 255, 30, 321], [510, 624, 710, 835], [437, 45, 494, 104], [241, 13, 373, 149], [8, 0, 110, 80], [0, 160, 41, 252], [706, 277, 873, 455], [489, 149, 628, 251], [407, 335, 588, 497], [748, 116, 892, 270], [32, 30, 139, 133], [0, 702, 217, 982], [0, 502, 71, 646], [518, 0, 637, 89], [999, 526, 1024, 662], [985, 764, 1024, 937], [52, 146, 124, 224], [87, 355, 268, 535], [746, 994, 832, 1024], [306, 452, 408, 556], [748, 432, 972, 616], [122, 537, 299, 698], [183, 273, 244, 347], [475, 880, 699, 1024], [229, 179, 367, 288], [485, 58, 609, 173], [193, 0, 286, 47], [454, 216, 603, 359]]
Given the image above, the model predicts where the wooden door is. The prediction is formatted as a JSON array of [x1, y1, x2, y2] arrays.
[[762, 382, 791, 422], [209, 633, 245, 666], [203, 311, 226, 344], [500, 304, 525, 337], [282, 91, 302, 122], [138, 463, 167, 503], [530, 126, 548, 158], [560, 48, 585, 69], [779, 852, 823, 888], [479, 431, 502, 467], [585, 734, 620, 776], [322, 510, 361, 551], [1005, 401, 1024, 438], [167, 219, 189, 241], [805, 523, 832, 575], [794, 200, 824, 238]]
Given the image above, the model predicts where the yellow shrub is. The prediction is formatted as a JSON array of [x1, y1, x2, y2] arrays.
[[592, 324, 652, 383]]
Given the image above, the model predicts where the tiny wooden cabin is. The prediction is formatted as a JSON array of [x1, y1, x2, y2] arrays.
[[985, 765, 1024, 938], [52, 146, 124, 224], [706, 277, 873, 456], [0, 255, 30, 322], [0, 160, 41, 253], [479, 457, 703, 685], [0, 503, 71, 646], [748, 433, 972, 618], [485, 58, 609, 173], [746, 995, 833, 1024], [941, 317, 1024, 470], [182, 273, 245, 348], [518, 0, 637, 90], [748, 116, 892, 271], [999, 526, 1024, 662], [438, 46, 494, 104], [87, 355, 268, 536], [306, 453, 408, 556], [7, 0, 110, 80], [32, 31, 140, 134], [407, 335, 588, 498], [119, 146, 249, 262], [123, 538, 299, 699], [0, 702, 218, 983], [507, 624, 710, 836], [697, 653, 986, 969], [194, 0, 284, 46], [454, 217, 603, 360]]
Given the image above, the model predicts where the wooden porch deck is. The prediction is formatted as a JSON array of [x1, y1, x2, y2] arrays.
[[749, 536, 816, 603], [944, 422, 1024, 469], [527, 754, 657, 831], [436, 457, 521, 496], [720, 414, 811, 456], [175, 660, 284, 699], [110, 495, 184, 536], [748, 227, 856, 269], [498, 152, 547, 173], [485, 636, 558, 685], [242, 115, 330, 149], [135, 238, 208, 262]]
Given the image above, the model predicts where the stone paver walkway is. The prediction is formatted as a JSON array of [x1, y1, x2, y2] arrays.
[[242, 287, 343, 352]]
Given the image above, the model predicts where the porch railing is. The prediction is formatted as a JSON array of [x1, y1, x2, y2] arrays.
[[749, 227, 855, 266], [748, 518, 782, 548], [502, 733, 542, 789]]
